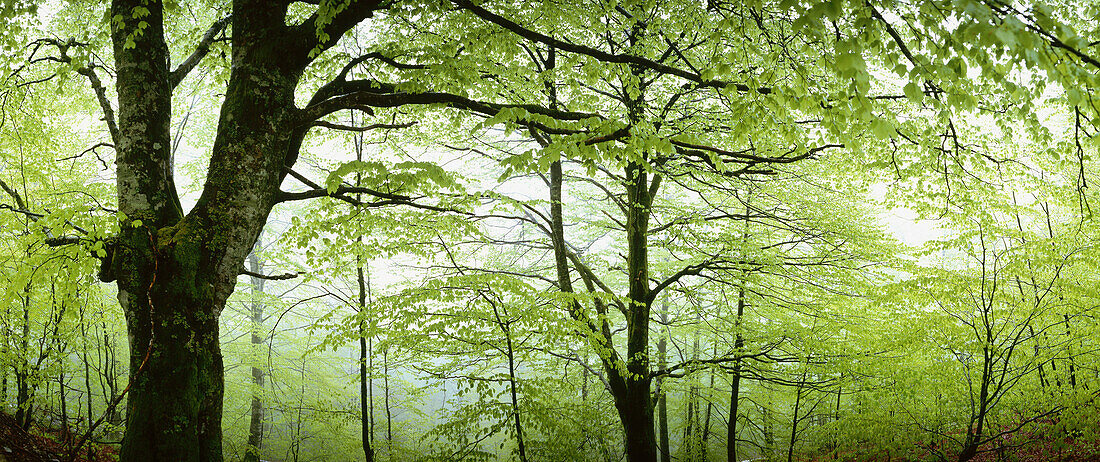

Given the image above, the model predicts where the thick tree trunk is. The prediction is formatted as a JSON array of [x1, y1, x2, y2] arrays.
[[15, 370, 31, 431], [118, 294, 224, 461], [618, 161, 659, 462], [108, 2, 309, 460], [616, 379, 659, 462]]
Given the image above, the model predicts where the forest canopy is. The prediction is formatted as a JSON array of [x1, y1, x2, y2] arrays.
[[1, 1, 1100, 462]]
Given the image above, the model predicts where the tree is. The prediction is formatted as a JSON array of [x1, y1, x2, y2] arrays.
[[8, 0, 1100, 461]]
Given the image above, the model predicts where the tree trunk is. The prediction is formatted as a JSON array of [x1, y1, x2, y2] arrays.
[[384, 346, 393, 456], [108, 1, 317, 460], [728, 285, 746, 462], [763, 400, 775, 462], [358, 259, 375, 462], [833, 384, 841, 461], [616, 380, 659, 462], [16, 290, 33, 431], [244, 244, 266, 462], [657, 298, 670, 462], [787, 376, 805, 462], [615, 159, 660, 462], [701, 345, 716, 461], [499, 308, 529, 462], [958, 346, 993, 462], [1063, 314, 1077, 388]]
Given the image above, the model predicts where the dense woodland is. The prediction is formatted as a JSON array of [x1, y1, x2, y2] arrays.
[[1, 1, 1100, 461]]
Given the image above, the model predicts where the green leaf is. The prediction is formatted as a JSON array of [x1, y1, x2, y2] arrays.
[[872, 118, 894, 139], [903, 82, 923, 103]]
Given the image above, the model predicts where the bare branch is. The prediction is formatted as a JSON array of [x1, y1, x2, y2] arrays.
[[0, 177, 27, 209], [76, 65, 120, 145], [311, 120, 416, 132], [239, 268, 300, 280]]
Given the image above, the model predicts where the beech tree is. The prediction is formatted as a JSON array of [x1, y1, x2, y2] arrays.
[[4, 0, 1100, 461], [13, 1, 578, 459]]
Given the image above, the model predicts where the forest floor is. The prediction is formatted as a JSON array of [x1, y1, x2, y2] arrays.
[[820, 425, 1100, 462], [0, 412, 115, 462], [2, 409, 1099, 462]]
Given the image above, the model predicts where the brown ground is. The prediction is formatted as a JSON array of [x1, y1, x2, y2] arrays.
[[0, 413, 116, 462]]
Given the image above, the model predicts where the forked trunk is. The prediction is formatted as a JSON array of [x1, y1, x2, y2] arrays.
[[108, 1, 308, 460]]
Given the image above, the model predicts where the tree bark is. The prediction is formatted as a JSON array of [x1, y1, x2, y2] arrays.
[[384, 346, 393, 456], [657, 298, 670, 462], [787, 374, 806, 462], [106, 2, 379, 460], [244, 244, 266, 462], [16, 290, 33, 431], [727, 285, 746, 462], [496, 304, 529, 462], [358, 260, 374, 462], [618, 161, 659, 462]]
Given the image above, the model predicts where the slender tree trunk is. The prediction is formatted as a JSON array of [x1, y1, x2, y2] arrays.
[[102, 324, 123, 432], [244, 243, 266, 462], [701, 351, 716, 461], [657, 298, 670, 462], [59, 370, 70, 444], [16, 290, 33, 431], [657, 384, 669, 462], [351, 106, 376, 462], [81, 314, 93, 439], [497, 306, 529, 462], [1063, 314, 1077, 388], [358, 260, 374, 462], [1029, 325, 1047, 390], [685, 324, 702, 461], [833, 383, 841, 461], [959, 347, 993, 462], [684, 392, 697, 460], [384, 346, 392, 456], [763, 401, 775, 462], [787, 374, 806, 462], [727, 285, 746, 462]]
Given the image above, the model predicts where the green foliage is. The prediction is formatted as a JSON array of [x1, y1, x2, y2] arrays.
[[5, 0, 1100, 461]]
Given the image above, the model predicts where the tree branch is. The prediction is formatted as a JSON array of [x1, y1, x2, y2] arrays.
[[311, 120, 416, 132], [170, 16, 231, 89], [288, 0, 385, 66], [300, 79, 598, 128], [239, 268, 300, 280], [451, 0, 770, 94], [0, 177, 27, 209]]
